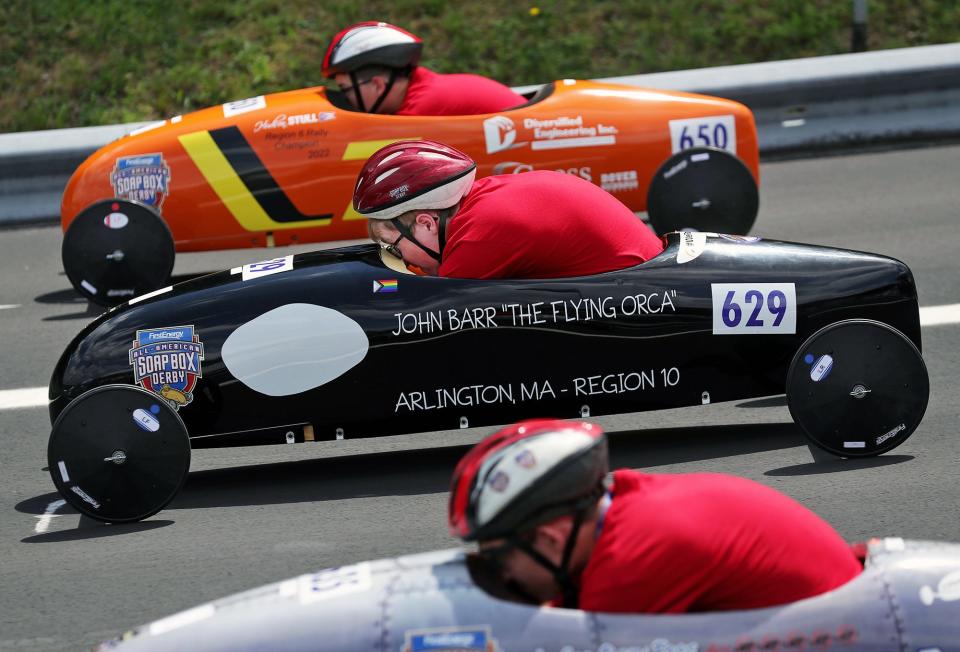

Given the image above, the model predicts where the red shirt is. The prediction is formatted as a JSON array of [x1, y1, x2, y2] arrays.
[[439, 172, 664, 279], [578, 470, 862, 613], [397, 67, 526, 116]]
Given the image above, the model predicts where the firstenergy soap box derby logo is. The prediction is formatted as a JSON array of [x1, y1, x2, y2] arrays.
[[483, 115, 618, 154], [129, 326, 204, 410], [403, 625, 501, 652], [109, 153, 172, 208]]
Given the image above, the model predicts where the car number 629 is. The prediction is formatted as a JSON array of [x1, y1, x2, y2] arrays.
[[711, 283, 796, 334]]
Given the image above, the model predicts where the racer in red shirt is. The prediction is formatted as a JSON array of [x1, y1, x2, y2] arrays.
[[353, 140, 663, 279], [323, 21, 524, 115], [448, 419, 863, 612]]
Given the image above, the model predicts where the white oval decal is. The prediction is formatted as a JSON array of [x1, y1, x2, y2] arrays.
[[133, 408, 160, 432], [104, 212, 130, 229], [222, 303, 369, 397]]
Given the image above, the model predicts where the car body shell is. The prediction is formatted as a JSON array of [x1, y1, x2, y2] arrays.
[[59, 80, 758, 252], [95, 538, 960, 651], [49, 232, 920, 448]]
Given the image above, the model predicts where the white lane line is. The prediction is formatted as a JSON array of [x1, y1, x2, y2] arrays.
[[920, 303, 960, 327], [0, 304, 20, 310], [0, 305, 955, 412], [34, 499, 66, 534], [0, 387, 47, 410]]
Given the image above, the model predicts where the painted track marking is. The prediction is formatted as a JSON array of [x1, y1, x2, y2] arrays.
[[34, 499, 66, 534]]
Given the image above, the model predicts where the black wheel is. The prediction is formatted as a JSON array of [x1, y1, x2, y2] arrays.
[[786, 319, 928, 458], [61, 199, 175, 307], [47, 384, 191, 523], [646, 146, 759, 235]]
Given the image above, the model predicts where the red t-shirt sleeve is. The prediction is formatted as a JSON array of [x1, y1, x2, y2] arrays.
[[397, 67, 526, 116]]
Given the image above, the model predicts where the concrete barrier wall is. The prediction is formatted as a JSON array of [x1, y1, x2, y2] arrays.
[[2, 42, 958, 226]]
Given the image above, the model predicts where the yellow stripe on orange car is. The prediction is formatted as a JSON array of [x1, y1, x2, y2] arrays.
[[178, 131, 332, 231], [341, 139, 419, 161]]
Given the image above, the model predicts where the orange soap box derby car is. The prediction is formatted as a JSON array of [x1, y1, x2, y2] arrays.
[[60, 79, 760, 306]]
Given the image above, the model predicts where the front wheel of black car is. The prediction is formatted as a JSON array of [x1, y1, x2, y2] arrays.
[[786, 319, 929, 457], [48, 384, 191, 523]]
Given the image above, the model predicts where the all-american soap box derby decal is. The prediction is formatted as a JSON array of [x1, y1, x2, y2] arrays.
[[128, 326, 204, 410]]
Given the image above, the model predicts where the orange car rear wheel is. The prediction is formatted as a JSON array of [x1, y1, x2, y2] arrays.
[[62, 199, 175, 307]]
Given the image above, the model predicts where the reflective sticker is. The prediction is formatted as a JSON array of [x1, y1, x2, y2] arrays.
[[128, 286, 173, 305], [239, 255, 294, 282], [133, 408, 160, 432], [80, 280, 98, 295], [222, 96, 266, 118], [222, 304, 369, 397], [103, 212, 129, 229], [711, 283, 796, 334], [884, 537, 906, 551], [57, 460, 70, 483], [148, 604, 216, 636], [843, 441, 866, 448], [810, 355, 834, 382], [669, 115, 737, 154], [676, 231, 707, 264], [127, 120, 166, 137], [691, 152, 710, 162]]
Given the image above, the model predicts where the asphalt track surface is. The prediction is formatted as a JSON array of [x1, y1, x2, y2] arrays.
[[2, 144, 959, 650]]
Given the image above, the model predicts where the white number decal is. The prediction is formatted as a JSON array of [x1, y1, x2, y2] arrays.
[[669, 115, 736, 154], [711, 283, 796, 334]]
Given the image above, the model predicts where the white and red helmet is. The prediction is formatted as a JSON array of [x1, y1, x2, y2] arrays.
[[323, 21, 423, 78], [353, 139, 477, 220], [449, 419, 609, 542]]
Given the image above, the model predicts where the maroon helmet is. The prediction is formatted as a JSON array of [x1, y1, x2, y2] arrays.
[[353, 139, 477, 220], [449, 419, 608, 542], [323, 21, 423, 78]]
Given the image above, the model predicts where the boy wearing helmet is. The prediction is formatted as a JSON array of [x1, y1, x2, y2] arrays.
[[323, 21, 525, 115], [449, 419, 862, 612], [354, 139, 664, 278]]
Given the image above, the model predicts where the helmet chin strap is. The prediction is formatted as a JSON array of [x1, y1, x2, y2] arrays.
[[348, 71, 367, 113], [391, 213, 451, 264], [510, 507, 587, 609]]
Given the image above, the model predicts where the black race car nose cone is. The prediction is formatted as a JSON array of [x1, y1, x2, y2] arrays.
[[48, 384, 190, 523], [646, 146, 759, 236], [61, 198, 174, 307], [787, 319, 929, 457]]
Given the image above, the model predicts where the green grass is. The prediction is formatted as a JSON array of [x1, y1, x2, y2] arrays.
[[1, 0, 957, 132]]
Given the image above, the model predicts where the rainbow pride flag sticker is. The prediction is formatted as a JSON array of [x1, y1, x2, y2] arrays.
[[373, 279, 398, 293]]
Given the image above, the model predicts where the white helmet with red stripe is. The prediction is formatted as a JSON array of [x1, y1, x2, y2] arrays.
[[449, 419, 608, 542], [323, 21, 423, 78]]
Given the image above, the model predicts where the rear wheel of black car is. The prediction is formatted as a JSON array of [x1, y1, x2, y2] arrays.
[[646, 146, 759, 236], [786, 319, 928, 457], [61, 198, 175, 307], [48, 384, 191, 523]]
